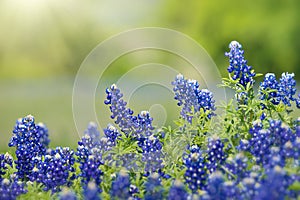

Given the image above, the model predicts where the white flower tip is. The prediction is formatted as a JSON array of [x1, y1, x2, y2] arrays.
[[229, 41, 241, 49]]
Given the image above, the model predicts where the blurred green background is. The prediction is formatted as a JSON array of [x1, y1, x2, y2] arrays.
[[1, 0, 300, 151]]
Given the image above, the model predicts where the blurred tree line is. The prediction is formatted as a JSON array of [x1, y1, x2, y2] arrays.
[[0, 0, 299, 80]]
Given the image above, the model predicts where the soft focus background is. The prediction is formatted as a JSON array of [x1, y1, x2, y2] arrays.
[[1, 0, 300, 151]]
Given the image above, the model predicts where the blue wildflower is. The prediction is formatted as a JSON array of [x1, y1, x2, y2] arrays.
[[83, 181, 101, 200], [255, 166, 292, 200], [183, 146, 207, 192], [104, 84, 136, 136], [141, 135, 164, 175], [172, 74, 215, 122], [0, 178, 27, 200], [278, 72, 297, 106], [259, 73, 280, 105], [224, 153, 249, 181], [79, 154, 103, 190], [8, 115, 50, 180], [144, 173, 164, 200], [0, 153, 13, 180], [225, 41, 255, 87], [259, 72, 300, 108], [32, 147, 76, 192], [168, 180, 188, 200], [206, 136, 226, 173], [240, 177, 260, 200], [204, 171, 239, 200], [103, 124, 120, 148], [110, 170, 131, 200]]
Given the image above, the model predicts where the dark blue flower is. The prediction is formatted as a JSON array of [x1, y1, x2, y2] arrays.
[[104, 84, 136, 136], [0, 178, 27, 200], [240, 177, 260, 200], [110, 170, 131, 200], [259, 72, 300, 108], [0, 153, 13, 180], [278, 72, 297, 106], [204, 171, 239, 200], [144, 173, 164, 200], [8, 115, 50, 180], [224, 153, 249, 181], [254, 166, 292, 200], [172, 74, 215, 122], [206, 136, 226, 173], [31, 147, 76, 192], [168, 180, 188, 200], [83, 181, 101, 200], [225, 41, 255, 87], [259, 73, 280, 105], [183, 146, 207, 192], [141, 135, 164, 175]]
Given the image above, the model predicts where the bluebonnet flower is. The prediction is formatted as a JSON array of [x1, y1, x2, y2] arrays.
[[83, 181, 101, 200], [79, 155, 103, 190], [59, 188, 77, 200], [105, 85, 155, 140], [0, 178, 27, 200], [224, 153, 249, 181], [168, 180, 188, 200], [268, 120, 295, 148], [259, 72, 300, 108], [141, 135, 164, 175], [0, 153, 13, 180], [235, 91, 249, 105], [103, 124, 120, 148], [144, 173, 164, 200], [225, 41, 255, 87], [206, 136, 226, 173], [135, 111, 155, 138], [84, 122, 101, 141], [204, 171, 239, 200], [172, 74, 215, 122], [278, 72, 297, 106], [31, 147, 76, 192], [183, 145, 207, 192], [240, 177, 260, 200], [110, 170, 131, 200], [8, 115, 50, 180], [264, 147, 285, 168], [76, 124, 104, 191], [104, 84, 136, 136], [255, 166, 292, 200], [259, 73, 280, 105]]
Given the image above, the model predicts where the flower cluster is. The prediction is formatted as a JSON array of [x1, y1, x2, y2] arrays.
[[104, 84, 136, 136], [0, 153, 13, 180], [167, 180, 188, 200], [30, 147, 76, 192], [225, 41, 255, 87], [259, 72, 300, 108], [0, 178, 27, 200], [172, 74, 215, 122], [239, 119, 299, 166], [144, 173, 164, 200], [206, 136, 226, 173], [8, 115, 50, 180], [76, 123, 104, 191], [104, 84, 164, 174], [183, 145, 207, 192], [110, 170, 131, 200], [2, 41, 300, 199]]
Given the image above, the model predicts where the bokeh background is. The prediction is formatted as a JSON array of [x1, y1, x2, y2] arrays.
[[1, 0, 300, 151]]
